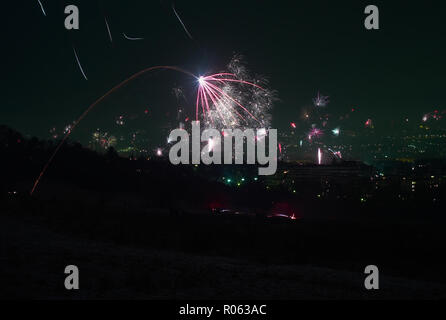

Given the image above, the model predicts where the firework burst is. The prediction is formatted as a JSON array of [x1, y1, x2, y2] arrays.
[[332, 127, 340, 136], [90, 130, 117, 151], [308, 126, 323, 141], [198, 56, 274, 130], [313, 91, 329, 107]]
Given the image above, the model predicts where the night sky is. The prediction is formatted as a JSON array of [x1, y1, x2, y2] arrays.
[[3, 0, 446, 145]]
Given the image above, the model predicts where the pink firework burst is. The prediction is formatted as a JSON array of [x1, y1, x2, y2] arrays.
[[195, 73, 266, 128], [308, 127, 323, 140]]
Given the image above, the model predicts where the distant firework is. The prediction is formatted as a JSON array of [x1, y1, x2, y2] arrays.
[[90, 130, 117, 150], [313, 91, 329, 107], [422, 110, 444, 122], [365, 119, 373, 128], [115, 115, 125, 126], [308, 127, 323, 140]]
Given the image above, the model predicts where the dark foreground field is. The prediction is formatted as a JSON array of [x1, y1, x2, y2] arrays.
[[2, 197, 446, 299]]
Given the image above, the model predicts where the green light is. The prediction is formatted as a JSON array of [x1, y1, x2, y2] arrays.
[[241, 178, 245, 182], [254, 177, 258, 181], [227, 179, 231, 183]]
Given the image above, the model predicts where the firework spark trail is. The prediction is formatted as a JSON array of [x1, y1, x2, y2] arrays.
[[201, 86, 213, 125], [104, 17, 113, 42], [202, 84, 234, 126], [172, 4, 193, 40], [205, 77, 264, 90], [215, 55, 274, 129], [195, 86, 201, 120], [200, 77, 245, 122], [202, 86, 225, 125], [200, 76, 262, 124], [195, 74, 257, 125], [72, 47, 88, 80], [31, 66, 195, 195], [199, 88, 206, 117], [208, 83, 260, 123], [328, 148, 342, 159], [37, 0, 46, 16], [204, 84, 241, 123], [123, 33, 144, 41]]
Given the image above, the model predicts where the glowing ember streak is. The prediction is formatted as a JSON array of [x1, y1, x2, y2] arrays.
[[104, 17, 113, 42], [31, 65, 195, 195], [290, 122, 296, 129], [37, 0, 46, 16], [72, 47, 88, 80], [328, 148, 342, 159], [172, 4, 193, 40], [123, 33, 144, 41], [318, 148, 322, 165]]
